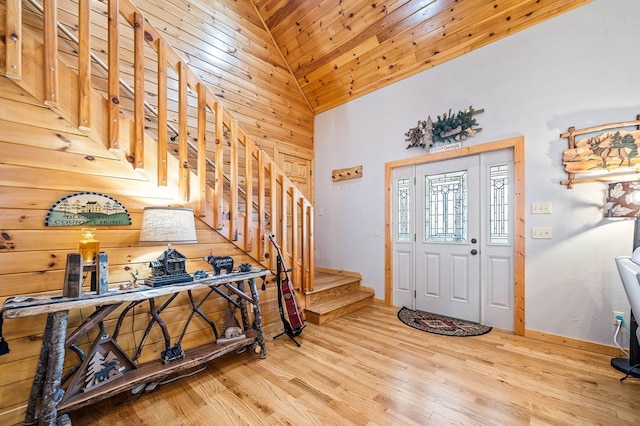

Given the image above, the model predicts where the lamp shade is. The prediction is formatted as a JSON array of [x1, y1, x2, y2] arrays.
[[604, 181, 640, 218], [139, 207, 197, 244]]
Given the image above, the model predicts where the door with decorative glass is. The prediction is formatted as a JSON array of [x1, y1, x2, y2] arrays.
[[393, 149, 514, 330]]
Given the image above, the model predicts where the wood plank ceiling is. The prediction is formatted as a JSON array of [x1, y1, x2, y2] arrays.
[[252, 0, 592, 114]]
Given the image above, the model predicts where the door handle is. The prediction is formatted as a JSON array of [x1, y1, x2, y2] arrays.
[[470, 249, 478, 255], [471, 238, 477, 244]]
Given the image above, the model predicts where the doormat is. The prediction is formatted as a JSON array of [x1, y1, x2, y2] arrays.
[[397, 307, 492, 337]]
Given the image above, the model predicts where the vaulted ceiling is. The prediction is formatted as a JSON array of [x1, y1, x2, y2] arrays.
[[252, 0, 591, 114]]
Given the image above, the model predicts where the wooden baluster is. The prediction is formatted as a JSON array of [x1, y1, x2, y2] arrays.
[[77, 0, 91, 130], [5, 0, 22, 80], [43, 0, 58, 107], [280, 177, 288, 271], [178, 61, 189, 202], [133, 11, 145, 169], [108, 0, 120, 150], [307, 201, 315, 292], [196, 82, 207, 216], [244, 138, 254, 252], [257, 150, 266, 260], [300, 199, 309, 293], [269, 161, 277, 271], [214, 103, 224, 230], [229, 119, 239, 241], [291, 189, 299, 290], [156, 39, 168, 186]]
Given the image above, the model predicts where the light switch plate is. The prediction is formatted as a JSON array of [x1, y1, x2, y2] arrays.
[[531, 202, 552, 214], [531, 227, 552, 239]]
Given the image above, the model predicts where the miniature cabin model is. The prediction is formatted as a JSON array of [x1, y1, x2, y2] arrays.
[[146, 248, 193, 287]]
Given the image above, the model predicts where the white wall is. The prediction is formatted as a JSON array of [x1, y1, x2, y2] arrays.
[[314, 0, 640, 346]]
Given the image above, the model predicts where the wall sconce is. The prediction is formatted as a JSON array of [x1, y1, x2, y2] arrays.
[[139, 207, 197, 286]]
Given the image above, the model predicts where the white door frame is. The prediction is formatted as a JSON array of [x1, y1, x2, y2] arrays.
[[384, 136, 526, 335]]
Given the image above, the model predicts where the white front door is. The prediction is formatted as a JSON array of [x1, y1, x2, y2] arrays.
[[392, 149, 514, 329]]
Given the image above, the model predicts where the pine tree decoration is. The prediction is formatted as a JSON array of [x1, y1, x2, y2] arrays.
[[405, 106, 482, 149]]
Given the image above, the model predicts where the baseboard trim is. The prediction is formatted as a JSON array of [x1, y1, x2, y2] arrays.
[[525, 329, 626, 357]]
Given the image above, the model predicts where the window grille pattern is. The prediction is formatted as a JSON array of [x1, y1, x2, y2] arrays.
[[397, 178, 411, 242], [489, 164, 509, 244], [425, 170, 467, 242]]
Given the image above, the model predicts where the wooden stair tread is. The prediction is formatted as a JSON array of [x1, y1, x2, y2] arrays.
[[304, 289, 374, 315], [311, 272, 360, 292]]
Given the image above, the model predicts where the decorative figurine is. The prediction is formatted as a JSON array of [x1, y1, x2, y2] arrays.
[[119, 270, 139, 290], [238, 263, 252, 272], [204, 255, 234, 275], [193, 269, 208, 279], [146, 247, 194, 287]]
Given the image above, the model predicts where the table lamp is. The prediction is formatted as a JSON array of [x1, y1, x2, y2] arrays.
[[139, 206, 197, 286]]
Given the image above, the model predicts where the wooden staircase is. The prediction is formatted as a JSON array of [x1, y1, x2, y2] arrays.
[[2, 0, 316, 290], [1, 0, 374, 326], [304, 269, 375, 325]]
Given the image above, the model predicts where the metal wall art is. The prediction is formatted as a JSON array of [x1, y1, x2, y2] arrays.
[[45, 192, 132, 226], [560, 115, 640, 188]]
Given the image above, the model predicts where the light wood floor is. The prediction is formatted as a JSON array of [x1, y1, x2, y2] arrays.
[[70, 305, 640, 425]]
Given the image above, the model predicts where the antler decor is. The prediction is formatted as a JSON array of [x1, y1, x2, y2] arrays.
[[405, 106, 483, 149], [560, 115, 640, 188]]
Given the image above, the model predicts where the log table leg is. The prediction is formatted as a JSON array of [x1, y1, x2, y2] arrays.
[[38, 311, 68, 426], [25, 314, 55, 425], [248, 278, 266, 359], [236, 280, 250, 331]]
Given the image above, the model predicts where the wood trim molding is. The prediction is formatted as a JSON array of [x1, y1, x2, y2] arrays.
[[384, 136, 526, 335], [525, 329, 626, 357]]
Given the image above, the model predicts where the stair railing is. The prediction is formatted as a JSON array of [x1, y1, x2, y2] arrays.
[[3, 0, 314, 292]]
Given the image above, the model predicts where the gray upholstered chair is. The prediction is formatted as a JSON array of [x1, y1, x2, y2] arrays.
[[611, 249, 640, 378]]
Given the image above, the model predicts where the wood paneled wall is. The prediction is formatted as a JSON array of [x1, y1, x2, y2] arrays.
[[0, 1, 319, 423], [0, 78, 281, 425], [44, 0, 315, 155]]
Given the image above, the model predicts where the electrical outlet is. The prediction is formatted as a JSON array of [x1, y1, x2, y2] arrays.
[[613, 311, 624, 325]]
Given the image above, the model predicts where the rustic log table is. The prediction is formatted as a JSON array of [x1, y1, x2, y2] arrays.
[[1, 269, 269, 426]]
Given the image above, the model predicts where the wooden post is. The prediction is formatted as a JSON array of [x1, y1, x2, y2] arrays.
[[108, 0, 121, 150], [248, 278, 266, 359], [40, 311, 68, 425], [78, 0, 91, 130], [25, 314, 55, 424], [236, 280, 250, 331], [5, 0, 22, 80]]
